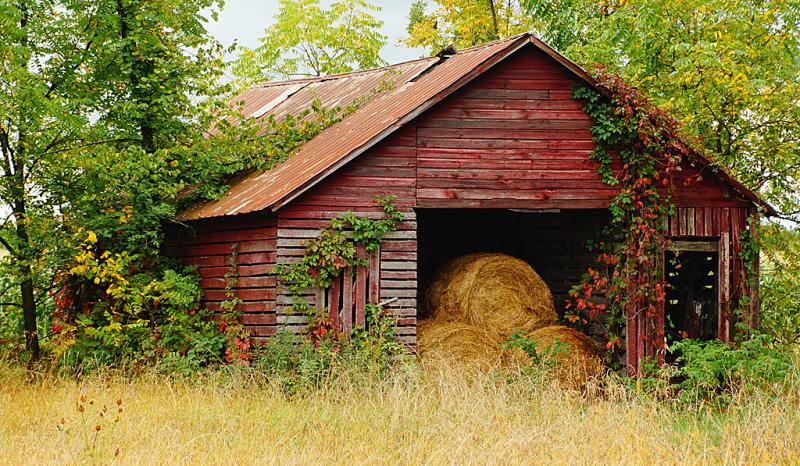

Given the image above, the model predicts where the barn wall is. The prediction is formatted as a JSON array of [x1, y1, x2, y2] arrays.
[[275, 125, 419, 343], [165, 214, 278, 343], [415, 46, 752, 211]]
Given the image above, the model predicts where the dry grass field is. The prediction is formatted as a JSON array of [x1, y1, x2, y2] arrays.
[[1, 362, 799, 465]]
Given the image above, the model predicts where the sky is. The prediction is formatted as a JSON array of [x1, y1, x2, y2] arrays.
[[206, 0, 428, 66]]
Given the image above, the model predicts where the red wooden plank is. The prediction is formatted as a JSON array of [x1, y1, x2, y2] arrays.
[[686, 208, 696, 236], [355, 245, 368, 327], [241, 314, 278, 326], [749, 209, 760, 329], [197, 264, 273, 278], [419, 137, 549, 150], [328, 277, 341, 328], [342, 267, 354, 335], [203, 288, 277, 301], [204, 302, 275, 313], [626, 295, 638, 377], [199, 276, 276, 289], [182, 252, 276, 267], [368, 246, 380, 303], [417, 127, 593, 141], [459, 88, 550, 100], [423, 109, 592, 121]]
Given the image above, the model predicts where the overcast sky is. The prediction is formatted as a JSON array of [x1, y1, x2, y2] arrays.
[[206, 0, 427, 66]]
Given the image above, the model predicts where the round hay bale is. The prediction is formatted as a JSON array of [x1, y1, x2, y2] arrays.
[[425, 252, 494, 322], [505, 325, 605, 389], [416, 319, 503, 370], [428, 253, 557, 338]]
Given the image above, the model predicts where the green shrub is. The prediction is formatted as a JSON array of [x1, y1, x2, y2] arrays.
[[251, 304, 410, 394], [54, 269, 228, 373], [670, 333, 795, 403]]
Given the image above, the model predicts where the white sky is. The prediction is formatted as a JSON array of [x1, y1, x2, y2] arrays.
[[206, 0, 428, 65]]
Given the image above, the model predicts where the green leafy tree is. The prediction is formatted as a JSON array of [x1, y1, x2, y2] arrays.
[[404, 0, 532, 53], [567, 0, 800, 219], [0, 0, 102, 360], [0, 0, 228, 362], [232, 0, 386, 86]]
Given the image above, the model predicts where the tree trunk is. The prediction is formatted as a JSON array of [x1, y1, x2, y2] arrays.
[[488, 0, 499, 39], [14, 201, 40, 361]]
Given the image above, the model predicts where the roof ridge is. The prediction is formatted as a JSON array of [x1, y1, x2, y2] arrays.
[[251, 56, 439, 88], [250, 34, 531, 89]]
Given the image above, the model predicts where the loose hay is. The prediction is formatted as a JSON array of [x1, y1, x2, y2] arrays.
[[416, 320, 503, 370], [427, 253, 557, 338], [506, 325, 605, 389]]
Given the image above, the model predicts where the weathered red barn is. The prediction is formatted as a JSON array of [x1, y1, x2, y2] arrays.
[[168, 34, 773, 372]]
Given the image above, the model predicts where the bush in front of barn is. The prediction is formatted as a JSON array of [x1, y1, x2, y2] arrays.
[[251, 304, 412, 394]]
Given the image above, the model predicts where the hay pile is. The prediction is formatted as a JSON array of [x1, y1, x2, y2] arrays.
[[503, 326, 605, 389], [418, 253, 603, 387], [426, 253, 557, 337], [416, 321, 502, 370]]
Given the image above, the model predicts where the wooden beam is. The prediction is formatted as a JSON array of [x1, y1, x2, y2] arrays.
[[718, 232, 731, 342]]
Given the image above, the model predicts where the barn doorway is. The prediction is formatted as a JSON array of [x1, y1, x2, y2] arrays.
[[664, 242, 720, 361], [416, 209, 608, 319]]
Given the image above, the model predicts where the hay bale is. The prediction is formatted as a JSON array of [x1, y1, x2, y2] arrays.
[[505, 325, 605, 389], [416, 319, 503, 370], [428, 253, 557, 338]]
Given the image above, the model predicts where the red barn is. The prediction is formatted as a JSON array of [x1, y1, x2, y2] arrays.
[[168, 34, 773, 372]]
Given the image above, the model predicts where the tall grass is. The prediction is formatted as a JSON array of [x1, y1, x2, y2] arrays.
[[0, 361, 798, 465]]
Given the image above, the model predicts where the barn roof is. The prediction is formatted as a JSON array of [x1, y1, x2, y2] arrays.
[[178, 33, 774, 221]]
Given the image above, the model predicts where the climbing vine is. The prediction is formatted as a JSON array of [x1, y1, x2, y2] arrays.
[[276, 195, 404, 312], [218, 242, 251, 364], [567, 71, 699, 366]]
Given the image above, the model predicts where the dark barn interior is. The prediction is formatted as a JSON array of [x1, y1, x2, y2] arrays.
[[416, 209, 609, 319], [665, 248, 719, 343]]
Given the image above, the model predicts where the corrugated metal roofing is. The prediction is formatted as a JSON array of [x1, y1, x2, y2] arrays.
[[178, 33, 774, 220], [178, 34, 530, 221]]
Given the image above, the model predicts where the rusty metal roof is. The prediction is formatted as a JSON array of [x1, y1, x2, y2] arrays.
[[178, 34, 774, 220]]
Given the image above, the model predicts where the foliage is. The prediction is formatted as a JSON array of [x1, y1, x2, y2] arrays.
[[252, 303, 409, 394], [566, 0, 800, 219], [759, 223, 800, 345], [276, 195, 404, 311], [404, 0, 531, 53], [231, 0, 386, 86], [54, 239, 229, 372], [501, 331, 568, 370], [669, 334, 795, 403], [0, 0, 395, 368], [568, 76, 697, 366]]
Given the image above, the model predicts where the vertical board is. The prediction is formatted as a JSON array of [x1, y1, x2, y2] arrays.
[[328, 278, 341, 328], [749, 209, 760, 329], [342, 267, 354, 334], [718, 232, 731, 342], [355, 244, 368, 326], [368, 245, 381, 303]]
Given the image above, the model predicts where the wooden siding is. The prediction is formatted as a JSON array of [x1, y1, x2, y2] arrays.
[[165, 214, 278, 342], [276, 126, 419, 344]]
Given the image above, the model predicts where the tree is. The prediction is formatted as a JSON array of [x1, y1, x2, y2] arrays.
[[567, 0, 800, 219], [0, 0, 227, 362], [404, 0, 532, 53], [231, 0, 386, 86], [0, 0, 98, 361]]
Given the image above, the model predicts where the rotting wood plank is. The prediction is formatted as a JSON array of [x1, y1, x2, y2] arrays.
[[719, 232, 731, 342]]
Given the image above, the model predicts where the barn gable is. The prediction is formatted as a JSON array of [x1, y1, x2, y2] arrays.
[[169, 34, 769, 364]]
